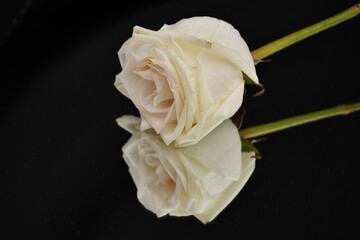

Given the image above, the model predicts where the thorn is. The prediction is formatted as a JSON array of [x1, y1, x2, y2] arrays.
[[250, 137, 268, 144], [251, 155, 262, 160], [354, 3, 360, 12], [254, 59, 272, 65], [252, 87, 265, 97]]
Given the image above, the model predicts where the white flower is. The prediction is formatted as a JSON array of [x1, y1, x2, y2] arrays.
[[117, 115, 256, 223], [115, 16, 258, 146]]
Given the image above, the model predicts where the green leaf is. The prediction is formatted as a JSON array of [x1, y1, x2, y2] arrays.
[[241, 137, 261, 156]]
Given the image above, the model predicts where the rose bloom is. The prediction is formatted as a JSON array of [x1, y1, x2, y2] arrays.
[[117, 115, 256, 223], [115, 16, 258, 146]]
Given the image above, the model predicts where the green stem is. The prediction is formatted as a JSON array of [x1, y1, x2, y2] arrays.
[[240, 102, 360, 139], [251, 4, 360, 60]]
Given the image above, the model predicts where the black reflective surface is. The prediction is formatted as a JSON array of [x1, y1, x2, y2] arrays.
[[1, 0, 360, 239]]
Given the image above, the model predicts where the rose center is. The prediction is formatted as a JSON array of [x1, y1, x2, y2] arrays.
[[135, 60, 174, 113], [139, 142, 176, 198], [144, 154, 172, 186]]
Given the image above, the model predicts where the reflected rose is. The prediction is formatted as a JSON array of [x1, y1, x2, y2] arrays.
[[117, 115, 256, 223]]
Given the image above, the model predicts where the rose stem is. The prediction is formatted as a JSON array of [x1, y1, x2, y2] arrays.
[[251, 3, 360, 60], [239, 102, 360, 139]]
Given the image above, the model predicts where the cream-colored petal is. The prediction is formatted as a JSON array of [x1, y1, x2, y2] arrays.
[[160, 102, 187, 145], [175, 83, 244, 147], [210, 43, 258, 83], [114, 73, 129, 98], [160, 16, 243, 51], [195, 152, 256, 224], [181, 119, 242, 180], [160, 16, 258, 83], [195, 48, 244, 110], [116, 115, 141, 134]]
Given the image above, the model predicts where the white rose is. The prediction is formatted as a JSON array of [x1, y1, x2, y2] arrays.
[[115, 16, 258, 146], [116, 115, 256, 223]]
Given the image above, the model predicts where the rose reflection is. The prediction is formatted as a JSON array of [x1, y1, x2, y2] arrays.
[[117, 115, 256, 223]]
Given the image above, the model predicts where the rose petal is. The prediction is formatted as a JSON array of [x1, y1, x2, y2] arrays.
[[116, 115, 141, 134], [160, 16, 258, 83], [194, 151, 256, 223], [180, 119, 242, 181]]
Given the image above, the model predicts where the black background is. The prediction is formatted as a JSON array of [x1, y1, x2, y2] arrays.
[[1, 0, 360, 239]]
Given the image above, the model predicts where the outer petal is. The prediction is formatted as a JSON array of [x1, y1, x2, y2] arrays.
[[160, 16, 245, 52], [211, 43, 258, 83], [175, 82, 245, 146], [194, 151, 256, 223], [179, 119, 242, 181], [160, 16, 258, 83], [116, 115, 141, 134]]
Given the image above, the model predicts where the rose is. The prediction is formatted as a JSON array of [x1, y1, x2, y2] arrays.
[[115, 16, 258, 146], [117, 115, 256, 223]]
